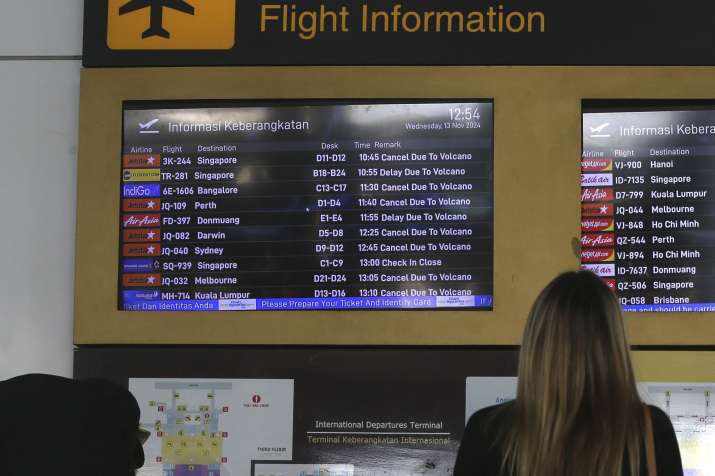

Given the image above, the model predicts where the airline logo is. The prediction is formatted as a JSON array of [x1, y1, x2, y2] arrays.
[[581, 158, 613, 172], [107, 0, 236, 50], [123, 183, 161, 198], [581, 248, 615, 262], [123, 228, 161, 242], [123, 214, 161, 228], [581, 202, 614, 217], [582, 263, 615, 277], [581, 187, 614, 202], [581, 218, 614, 232], [123, 243, 161, 257], [123, 168, 161, 182], [123, 154, 161, 168], [581, 173, 613, 187], [123, 273, 161, 287], [602, 278, 616, 289], [122, 258, 155, 273], [123, 290, 160, 301], [581, 233, 615, 248], [122, 198, 161, 212]]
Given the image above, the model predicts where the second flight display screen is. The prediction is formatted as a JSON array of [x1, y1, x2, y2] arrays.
[[119, 101, 494, 311]]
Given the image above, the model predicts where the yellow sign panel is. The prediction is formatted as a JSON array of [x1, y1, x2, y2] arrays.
[[123, 169, 161, 182], [107, 0, 236, 50]]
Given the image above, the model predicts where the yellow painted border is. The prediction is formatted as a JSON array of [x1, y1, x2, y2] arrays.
[[634, 351, 715, 382], [75, 67, 715, 344]]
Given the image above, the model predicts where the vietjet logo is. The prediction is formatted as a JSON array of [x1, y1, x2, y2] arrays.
[[107, 0, 236, 50], [581, 248, 615, 263], [581, 159, 613, 172], [581, 218, 614, 232]]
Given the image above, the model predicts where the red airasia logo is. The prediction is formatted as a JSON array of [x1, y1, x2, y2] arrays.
[[581, 233, 615, 248], [602, 278, 616, 289], [581, 187, 614, 202], [123, 214, 161, 228]]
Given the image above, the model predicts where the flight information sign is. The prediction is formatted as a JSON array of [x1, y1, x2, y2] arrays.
[[581, 105, 715, 312], [119, 101, 493, 311]]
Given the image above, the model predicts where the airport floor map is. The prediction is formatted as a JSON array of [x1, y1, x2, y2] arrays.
[[131, 379, 294, 476], [131, 376, 713, 476]]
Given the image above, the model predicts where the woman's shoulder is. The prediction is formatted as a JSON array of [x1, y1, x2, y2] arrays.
[[465, 401, 515, 439]]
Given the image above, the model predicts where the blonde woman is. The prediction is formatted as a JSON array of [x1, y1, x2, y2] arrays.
[[454, 271, 682, 476]]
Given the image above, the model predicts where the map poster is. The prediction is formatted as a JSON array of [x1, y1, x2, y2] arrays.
[[639, 383, 715, 476], [131, 379, 294, 476]]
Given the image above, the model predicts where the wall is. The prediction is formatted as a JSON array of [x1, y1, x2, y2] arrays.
[[0, 0, 83, 379]]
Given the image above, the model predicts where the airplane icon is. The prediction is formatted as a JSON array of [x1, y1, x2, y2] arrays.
[[589, 122, 611, 138], [119, 0, 195, 39], [139, 118, 160, 134]]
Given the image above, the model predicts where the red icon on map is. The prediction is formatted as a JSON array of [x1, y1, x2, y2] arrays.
[[581, 202, 614, 217], [123, 243, 161, 257], [122, 154, 161, 168]]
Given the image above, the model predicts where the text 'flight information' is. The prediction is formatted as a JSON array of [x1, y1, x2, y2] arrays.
[[581, 106, 715, 312], [119, 101, 493, 311]]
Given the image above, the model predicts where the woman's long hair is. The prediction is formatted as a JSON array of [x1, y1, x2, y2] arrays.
[[501, 271, 644, 476]]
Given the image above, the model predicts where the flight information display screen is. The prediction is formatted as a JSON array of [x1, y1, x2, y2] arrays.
[[119, 101, 493, 311], [581, 104, 715, 312]]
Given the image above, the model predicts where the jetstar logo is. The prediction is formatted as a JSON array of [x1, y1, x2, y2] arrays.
[[581, 248, 615, 262], [581, 218, 614, 232], [581, 173, 613, 186], [122, 154, 161, 168], [581, 233, 614, 248], [581, 187, 614, 202], [123, 243, 161, 257], [581, 159, 613, 172], [602, 278, 616, 289], [581, 203, 614, 217], [123, 228, 161, 243], [122, 198, 161, 212], [122, 273, 161, 286], [123, 214, 161, 228], [582, 263, 615, 277]]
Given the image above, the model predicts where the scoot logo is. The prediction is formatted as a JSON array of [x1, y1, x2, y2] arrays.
[[107, 0, 236, 50]]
